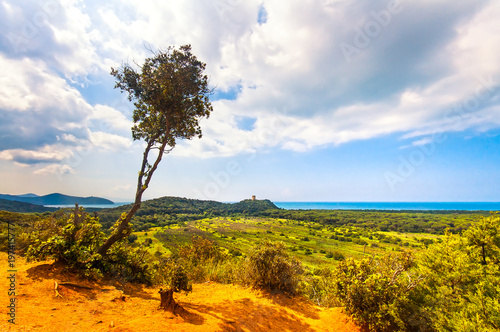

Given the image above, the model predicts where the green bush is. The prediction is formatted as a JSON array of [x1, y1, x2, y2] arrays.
[[299, 267, 339, 307], [25, 211, 104, 278], [24, 209, 157, 283], [418, 214, 500, 331], [177, 235, 227, 265], [246, 240, 303, 294], [154, 257, 192, 293], [332, 251, 427, 331], [128, 234, 138, 243], [171, 236, 231, 283]]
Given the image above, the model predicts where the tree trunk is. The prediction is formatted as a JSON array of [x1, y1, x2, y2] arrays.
[[96, 201, 141, 256], [73, 203, 80, 227], [96, 139, 169, 257], [159, 288, 182, 313]]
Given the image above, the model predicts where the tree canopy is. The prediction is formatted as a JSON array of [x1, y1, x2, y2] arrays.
[[98, 45, 213, 256]]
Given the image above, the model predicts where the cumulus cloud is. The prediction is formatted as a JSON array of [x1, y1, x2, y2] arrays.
[[0, 54, 93, 151], [33, 163, 74, 176], [0, 146, 67, 165], [1, 0, 499, 166], [0, 54, 132, 171]]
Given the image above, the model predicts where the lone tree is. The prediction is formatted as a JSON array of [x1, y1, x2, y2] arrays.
[[97, 45, 213, 256]]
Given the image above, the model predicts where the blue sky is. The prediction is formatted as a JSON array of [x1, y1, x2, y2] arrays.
[[0, 0, 499, 202]]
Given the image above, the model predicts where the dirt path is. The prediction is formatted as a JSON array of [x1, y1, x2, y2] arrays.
[[1, 253, 361, 332]]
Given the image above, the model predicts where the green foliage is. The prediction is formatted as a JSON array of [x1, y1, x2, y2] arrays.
[[166, 236, 234, 284], [246, 240, 303, 294], [128, 234, 138, 244], [0, 211, 48, 252], [332, 251, 427, 332], [0, 198, 54, 213], [177, 235, 227, 265], [418, 214, 500, 331], [325, 250, 345, 261], [25, 211, 104, 279], [299, 267, 339, 307], [154, 258, 192, 294], [111, 45, 212, 147], [103, 242, 156, 284], [23, 209, 157, 283]]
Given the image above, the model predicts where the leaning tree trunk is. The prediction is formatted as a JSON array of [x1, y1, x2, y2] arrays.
[[96, 139, 169, 257], [159, 288, 182, 313]]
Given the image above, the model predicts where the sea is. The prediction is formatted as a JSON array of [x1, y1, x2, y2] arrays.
[[273, 202, 500, 211], [44, 202, 132, 209], [45, 201, 500, 211]]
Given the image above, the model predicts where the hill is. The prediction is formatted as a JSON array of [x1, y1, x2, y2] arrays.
[[0, 193, 114, 206], [102, 196, 278, 214], [0, 252, 362, 331], [98, 196, 279, 229], [0, 198, 54, 213]]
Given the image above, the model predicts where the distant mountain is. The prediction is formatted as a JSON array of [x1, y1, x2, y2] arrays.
[[0, 193, 114, 206], [17, 193, 40, 198], [0, 198, 55, 213]]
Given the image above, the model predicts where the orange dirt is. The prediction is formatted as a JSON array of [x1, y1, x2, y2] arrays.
[[1, 253, 362, 332]]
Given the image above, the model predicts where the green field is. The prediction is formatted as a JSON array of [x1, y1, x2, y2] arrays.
[[132, 215, 443, 270]]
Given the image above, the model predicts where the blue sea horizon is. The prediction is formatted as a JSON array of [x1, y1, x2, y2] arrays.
[[273, 202, 500, 211], [45, 201, 500, 212], [44, 202, 132, 209]]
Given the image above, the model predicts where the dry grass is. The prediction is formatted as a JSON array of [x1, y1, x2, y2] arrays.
[[1, 252, 362, 332]]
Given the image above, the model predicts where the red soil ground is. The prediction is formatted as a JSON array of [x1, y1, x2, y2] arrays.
[[1, 253, 362, 332]]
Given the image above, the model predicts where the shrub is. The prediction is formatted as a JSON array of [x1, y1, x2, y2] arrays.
[[25, 209, 156, 283], [246, 240, 303, 294], [103, 242, 156, 284], [299, 267, 339, 307], [173, 236, 229, 283], [128, 234, 138, 244], [333, 251, 345, 261], [26, 211, 104, 278], [418, 215, 500, 331], [154, 257, 192, 293], [332, 251, 427, 332], [177, 236, 226, 265]]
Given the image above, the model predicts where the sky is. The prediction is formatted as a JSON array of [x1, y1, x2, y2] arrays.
[[0, 0, 499, 203]]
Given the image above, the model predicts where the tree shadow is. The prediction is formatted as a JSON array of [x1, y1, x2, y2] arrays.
[[184, 297, 317, 332], [25, 261, 158, 301], [255, 289, 321, 320], [105, 279, 158, 301], [168, 304, 206, 326], [26, 262, 68, 281]]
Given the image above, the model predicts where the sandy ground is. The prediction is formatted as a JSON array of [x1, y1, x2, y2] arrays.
[[1, 253, 362, 332]]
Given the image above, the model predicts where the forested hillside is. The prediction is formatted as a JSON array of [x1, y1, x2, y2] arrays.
[[98, 196, 278, 229], [0, 198, 54, 213]]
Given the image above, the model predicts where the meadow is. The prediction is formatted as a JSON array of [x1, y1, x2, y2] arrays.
[[134, 216, 442, 269], [93, 196, 485, 270]]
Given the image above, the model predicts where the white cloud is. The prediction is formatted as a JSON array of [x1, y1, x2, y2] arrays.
[[34, 164, 74, 176], [0, 146, 67, 164], [91, 104, 133, 132], [1, 0, 499, 165], [89, 131, 132, 151]]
